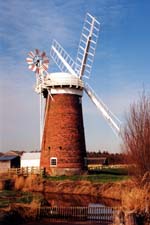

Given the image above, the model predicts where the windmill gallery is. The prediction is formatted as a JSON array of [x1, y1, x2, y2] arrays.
[[26, 13, 121, 176]]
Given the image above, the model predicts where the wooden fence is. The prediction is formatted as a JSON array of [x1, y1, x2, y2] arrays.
[[39, 206, 117, 223], [0, 167, 44, 178]]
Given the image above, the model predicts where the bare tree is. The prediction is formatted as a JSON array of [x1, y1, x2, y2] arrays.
[[122, 92, 150, 178]]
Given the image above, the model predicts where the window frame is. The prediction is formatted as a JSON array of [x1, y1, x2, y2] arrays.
[[50, 157, 57, 167]]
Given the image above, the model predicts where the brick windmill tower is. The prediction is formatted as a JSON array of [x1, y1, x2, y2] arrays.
[[26, 13, 121, 175]]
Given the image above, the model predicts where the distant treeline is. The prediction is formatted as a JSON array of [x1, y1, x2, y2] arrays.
[[87, 151, 127, 165]]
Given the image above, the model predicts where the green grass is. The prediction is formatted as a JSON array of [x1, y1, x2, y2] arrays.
[[0, 199, 9, 208], [90, 167, 129, 175], [46, 173, 129, 183], [84, 174, 129, 183], [0, 190, 42, 207], [45, 166, 129, 183], [0, 190, 18, 197]]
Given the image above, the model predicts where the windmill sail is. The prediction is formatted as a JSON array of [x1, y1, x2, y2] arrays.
[[49, 13, 121, 137], [75, 13, 100, 79], [84, 83, 121, 135], [50, 40, 77, 77]]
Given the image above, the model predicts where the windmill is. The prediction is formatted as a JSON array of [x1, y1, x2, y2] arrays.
[[26, 13, 121, 176]]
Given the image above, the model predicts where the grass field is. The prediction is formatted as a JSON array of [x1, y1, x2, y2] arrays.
[[89, 167, 128, 175], [46, 167, 129, 183], [0, 190, 41, 208]]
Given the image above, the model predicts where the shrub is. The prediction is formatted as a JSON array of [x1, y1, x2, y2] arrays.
[[122, 92, 150, 179]]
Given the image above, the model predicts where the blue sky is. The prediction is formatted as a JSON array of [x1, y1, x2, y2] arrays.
[[0, 0, 150, 153]]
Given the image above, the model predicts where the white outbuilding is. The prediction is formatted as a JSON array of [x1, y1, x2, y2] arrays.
[[21, 152, 41, 168]]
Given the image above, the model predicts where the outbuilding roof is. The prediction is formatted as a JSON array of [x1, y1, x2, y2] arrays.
[[0, 155, 19, 161]]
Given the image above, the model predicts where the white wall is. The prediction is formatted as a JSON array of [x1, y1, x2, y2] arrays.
[[21, 152, 40, 168], [21, 159, 40, 168]]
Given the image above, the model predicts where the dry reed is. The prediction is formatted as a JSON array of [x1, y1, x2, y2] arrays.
[[14, 176, 25, 190], [121, 185, 150, 213]]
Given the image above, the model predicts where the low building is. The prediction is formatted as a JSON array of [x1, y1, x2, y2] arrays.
[[5, 150, 23, 156], [21, 152, 41, 168], [0, 155, 20, 172], [86, 157, 109, 169]]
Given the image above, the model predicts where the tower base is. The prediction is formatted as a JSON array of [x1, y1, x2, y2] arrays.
[[47, 167, 87, 176], [40, 90, 87, 176]]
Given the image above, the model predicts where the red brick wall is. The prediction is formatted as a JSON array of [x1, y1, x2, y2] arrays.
[[40, 93, 87, 175]]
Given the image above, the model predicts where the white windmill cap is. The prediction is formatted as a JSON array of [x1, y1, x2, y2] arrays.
[[44, 72, 84, 88]]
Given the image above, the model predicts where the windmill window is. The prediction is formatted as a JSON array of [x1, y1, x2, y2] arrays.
[[48, 146, 51, 150], [59, 146, 62, 150], [50, 157, 57, 167]]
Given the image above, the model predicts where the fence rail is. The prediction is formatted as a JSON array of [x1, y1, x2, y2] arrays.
[[39, 206, 117, 223], [0, 167, 44, 178]]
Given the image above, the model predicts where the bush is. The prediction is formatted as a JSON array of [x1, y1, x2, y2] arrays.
[[122, 92, 150, 179]]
